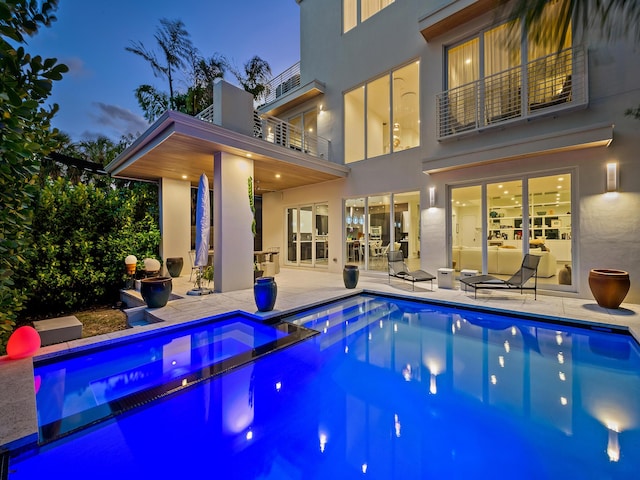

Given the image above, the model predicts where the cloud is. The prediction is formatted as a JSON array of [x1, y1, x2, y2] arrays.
[[90, 102, 149, 138], [61, 56, 92, 78]]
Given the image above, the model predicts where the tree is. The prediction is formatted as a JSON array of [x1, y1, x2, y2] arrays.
[[134, 84, 169, 122], [126, 18, 194, 110], [230, 55, 272, 102], [0, 0, 68, 353], [503, 0, 640, 52]]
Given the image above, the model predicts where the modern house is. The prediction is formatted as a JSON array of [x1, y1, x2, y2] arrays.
[[106, 0, 640, 304]]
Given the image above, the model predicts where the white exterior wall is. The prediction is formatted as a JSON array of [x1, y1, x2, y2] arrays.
[[159, 177, 192, 275], [214, 152, 255, 292], [262, 0, 640, 303]]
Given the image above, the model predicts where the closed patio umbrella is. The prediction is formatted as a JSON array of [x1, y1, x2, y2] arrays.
[[188, 173, 213, 295]]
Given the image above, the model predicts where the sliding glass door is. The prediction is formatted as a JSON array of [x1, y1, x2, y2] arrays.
[[450, 172, 573, 290], [345, 191, 420, 272]]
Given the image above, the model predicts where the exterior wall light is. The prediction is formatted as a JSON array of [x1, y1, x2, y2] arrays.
[[429, 186, 436, 208], [606, 162, 618, 192]]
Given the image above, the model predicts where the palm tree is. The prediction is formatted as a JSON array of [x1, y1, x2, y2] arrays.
[[503, 0, 640, 51], [126, 18, 194, 109], [231, 55, 272, 102]]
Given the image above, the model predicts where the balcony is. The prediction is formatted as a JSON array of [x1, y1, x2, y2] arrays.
[[195, 104, 331, 161], [436, 47, 588, 140], [253, 111, 330, 160], [264, 62, 301, 105]]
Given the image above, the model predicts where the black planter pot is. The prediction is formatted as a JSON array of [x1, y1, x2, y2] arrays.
[[343, 265, 359, 289], [140, 276, 173, 308], [166, 257, 184, 277], [254, 276, 277, 312]]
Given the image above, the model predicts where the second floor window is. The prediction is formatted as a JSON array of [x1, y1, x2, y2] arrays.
[[445, 2, 573, 131], [344, 61, 420, 163], [344, 0, 395, 33]]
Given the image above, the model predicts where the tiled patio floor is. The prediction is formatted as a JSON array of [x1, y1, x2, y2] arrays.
[[2, 267, 638, 450]]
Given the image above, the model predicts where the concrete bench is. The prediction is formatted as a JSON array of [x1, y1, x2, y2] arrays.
[[33, 315, 83, 346]]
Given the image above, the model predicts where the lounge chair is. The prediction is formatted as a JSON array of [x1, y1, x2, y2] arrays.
[[387, 251, 436, 291], [460, 254, 541, 299]]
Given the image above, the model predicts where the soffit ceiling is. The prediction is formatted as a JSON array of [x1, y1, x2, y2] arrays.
[[106, 111, 349, 194]]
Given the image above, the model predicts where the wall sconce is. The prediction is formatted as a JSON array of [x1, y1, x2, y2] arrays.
[[428, 187, 436, 208], [606, 162, 618, 192]]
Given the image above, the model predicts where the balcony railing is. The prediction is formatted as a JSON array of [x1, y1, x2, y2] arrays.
[[263, 61, 301, 105], [196, 104, 330, 161], [436, 46, 587, 140], [253, 111, 330, 160]]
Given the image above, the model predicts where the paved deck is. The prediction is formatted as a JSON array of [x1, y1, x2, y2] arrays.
[[2, 268, 639, 451]]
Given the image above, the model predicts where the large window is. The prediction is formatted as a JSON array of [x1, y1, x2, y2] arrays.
[[344, 0, 395, 33], [450, 172, 573, 290], [344, 61, 420, 163], [444, 2, 572, 133]]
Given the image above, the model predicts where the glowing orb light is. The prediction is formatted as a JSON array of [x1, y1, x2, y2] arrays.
[[6, 326, 41, 359]]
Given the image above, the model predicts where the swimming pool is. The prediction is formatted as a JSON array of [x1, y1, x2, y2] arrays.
[[8, 294, 640, 479]]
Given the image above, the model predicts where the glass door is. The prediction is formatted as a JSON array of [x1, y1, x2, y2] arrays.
[[286, 204, 329, 268]]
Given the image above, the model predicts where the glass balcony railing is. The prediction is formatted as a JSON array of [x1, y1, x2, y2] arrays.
[[436, 46, 587, 140]]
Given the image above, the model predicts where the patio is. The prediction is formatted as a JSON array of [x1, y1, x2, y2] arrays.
[[2, 267, 639, 451]]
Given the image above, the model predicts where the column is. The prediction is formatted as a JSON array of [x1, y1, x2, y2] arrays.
[[213, 151, 255, 292]]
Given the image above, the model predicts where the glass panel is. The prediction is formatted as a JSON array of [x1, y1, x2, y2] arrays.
[[393, 191, 420, 269], [527, 3, 572, 108], [367, 75, 390, 158], [343, 0, 357, 33], [484, 22, 522, 122], [299, 205, 313, 265], [345, 198, 365, 265], [344, 87, 365, 163], [288, 114, 302, 151], [286, 208, 297, 264], [487, 180, 523, 255], [367, 194, 390, 272], [315, 203, 329, 267], [303, 110, 318, 155], [361, 0, 394, 23], [392, 62, 420, 152], [451, 186, 482, 272], [447, 38, 479, 129], [529, 173, 572, 286]]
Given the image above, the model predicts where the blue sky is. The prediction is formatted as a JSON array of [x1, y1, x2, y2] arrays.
[[27, 0, 300, 142]]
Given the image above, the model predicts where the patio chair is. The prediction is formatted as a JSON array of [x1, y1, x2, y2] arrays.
[[188, 250, 199, 281], [387, 250, 436, 291], [460, 254, 541, 300]]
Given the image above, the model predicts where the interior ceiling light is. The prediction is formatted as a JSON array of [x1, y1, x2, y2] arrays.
[[275, 174, 281, 179]]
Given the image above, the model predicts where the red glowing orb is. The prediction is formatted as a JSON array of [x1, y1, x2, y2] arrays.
[[6, 326, 41, 359]]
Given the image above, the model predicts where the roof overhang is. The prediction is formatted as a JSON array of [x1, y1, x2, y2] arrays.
[[258, 80, 325, 118], [105, 110, 348, 193], [419, 0, 498, 42], [423, 123, 614, 174]]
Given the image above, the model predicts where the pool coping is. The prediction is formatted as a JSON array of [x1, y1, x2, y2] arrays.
[[1, 286, 638, 455]]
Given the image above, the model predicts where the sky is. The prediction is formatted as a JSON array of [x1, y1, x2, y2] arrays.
[[26, 0, 301, 142]]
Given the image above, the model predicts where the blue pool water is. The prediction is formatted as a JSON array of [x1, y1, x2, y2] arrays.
[[8, 294, 640, 479]]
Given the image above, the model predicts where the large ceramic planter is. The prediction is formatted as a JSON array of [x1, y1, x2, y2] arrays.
[[343, 265, 359, 289], [166, 257, 184, 278], [254, 276, 277, 312], [588, 269, 630, 309], [140, 276, 173, 308]]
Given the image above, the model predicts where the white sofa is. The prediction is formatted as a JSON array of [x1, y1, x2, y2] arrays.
[[451, 246, 557, 278]]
